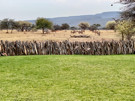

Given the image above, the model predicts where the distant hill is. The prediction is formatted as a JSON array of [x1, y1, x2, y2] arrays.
[[28, 11, 120, 27]]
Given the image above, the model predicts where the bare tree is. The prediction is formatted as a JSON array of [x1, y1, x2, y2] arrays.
[[119, 0, 135, 21]]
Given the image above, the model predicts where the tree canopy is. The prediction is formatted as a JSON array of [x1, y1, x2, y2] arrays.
[[78, 22, 90, 30], [53, 25, 61, 31], [0, 19, 17, 33], [36, 18, 53, 34], [106, 21, 116, 30], [61, 23, 70, 30], [17, 21, 32, 32], [89, 24, 101, 31]]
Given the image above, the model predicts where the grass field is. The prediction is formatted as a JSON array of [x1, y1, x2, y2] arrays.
[[0, 30, 120, 42], [0, 55, 135, 100]]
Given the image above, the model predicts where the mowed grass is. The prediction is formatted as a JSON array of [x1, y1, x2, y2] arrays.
[[0, 55, 135, 101]]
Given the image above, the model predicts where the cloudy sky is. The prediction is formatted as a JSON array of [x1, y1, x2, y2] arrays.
[[0, 0, 121, 20]]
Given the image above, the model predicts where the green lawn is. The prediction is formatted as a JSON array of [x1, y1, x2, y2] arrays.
[[0, 55, 135, 101]]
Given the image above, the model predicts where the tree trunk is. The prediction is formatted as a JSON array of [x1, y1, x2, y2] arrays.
[[11, 29, 13, 33], [6, 29, 8, 33], [42, 28, 44, 34], [122, 33, 124, 41], [21, 27, 25, 32]]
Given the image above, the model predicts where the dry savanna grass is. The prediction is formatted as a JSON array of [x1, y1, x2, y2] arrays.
[[0, 30, 121, 42]]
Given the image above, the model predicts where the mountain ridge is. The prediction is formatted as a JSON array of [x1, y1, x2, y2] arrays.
[[28, 11, 120, 27]]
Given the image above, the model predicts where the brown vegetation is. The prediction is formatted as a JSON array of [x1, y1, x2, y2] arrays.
[[0, 30, 120, 42]]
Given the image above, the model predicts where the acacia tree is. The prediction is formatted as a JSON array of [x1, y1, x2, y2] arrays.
[[112, 0, 135, 40], [53, 25, 61, 31], [36, 18, 53, 34], [61, 23, 70, 30], [0, 19, 17, 33], [78, 22, 90, 30], [17, 21, 32, 32], [115, 20, 135, 40], [9, 19, 18, 33], [89, 24, 101, 31], [0, 19, 10, 33], [106, 21, 117, 30], [70, 26, 78, 30]]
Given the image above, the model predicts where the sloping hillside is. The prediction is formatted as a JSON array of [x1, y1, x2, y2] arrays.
[[29, 11, 120, 27]]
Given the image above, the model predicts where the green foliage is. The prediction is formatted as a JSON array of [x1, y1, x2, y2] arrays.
[[61, 23, 70, 30], [106, 21, 116, 30], [89, 24, 101, 31], [78, 22, 90, 30], [0, 55, 135, 100], [70, 26, 78, 30], [17, 21, 32, 32], [36, 18, 53, 34], [115, 20, 135, 40], [53, 24, 61, 30], [9, 19, 18, 29], [0, 19, 9, 29], [0, 19, 17, 33]]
